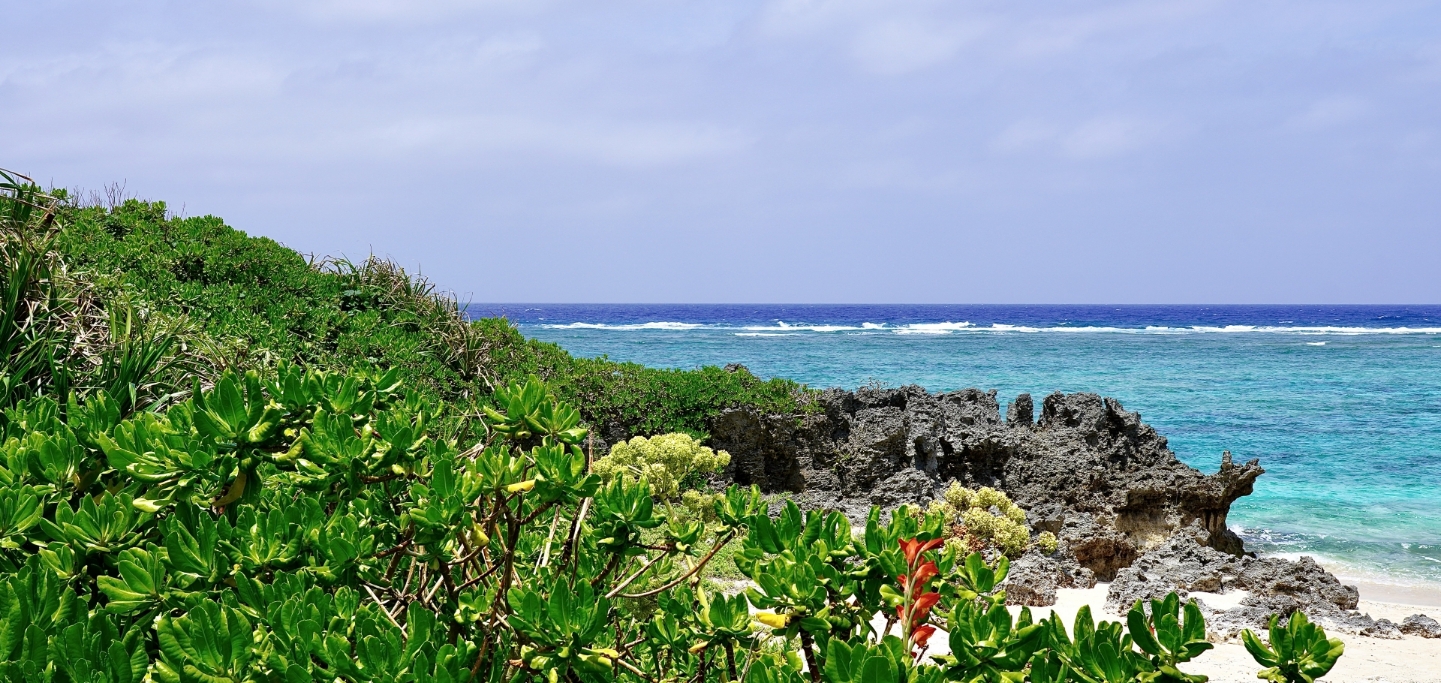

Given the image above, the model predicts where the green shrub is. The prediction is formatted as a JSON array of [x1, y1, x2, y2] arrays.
[[48, 199, 816, 440], [1037, 530, 1059, 554], [928, 483, 1035, 557], [592, 432, 730, 499]]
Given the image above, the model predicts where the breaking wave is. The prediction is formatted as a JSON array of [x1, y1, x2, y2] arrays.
[[538, 321, 1441, 335], [539, 321, 702, 330]]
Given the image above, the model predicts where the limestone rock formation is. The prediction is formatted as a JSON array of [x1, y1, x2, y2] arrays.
[[1002, 549, 1097, 607], [1104, 528, 1404, 638], [697, 383, 1380, 632], [706, 386, 1263, 580], [1401, 614, 1441, 638]]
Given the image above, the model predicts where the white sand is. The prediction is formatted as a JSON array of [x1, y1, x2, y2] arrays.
[[1011, 584, 1441, 683]]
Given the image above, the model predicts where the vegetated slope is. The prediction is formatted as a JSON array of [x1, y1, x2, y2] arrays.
[[0, 175, 1349, 683], [52, 197, 813, 439]]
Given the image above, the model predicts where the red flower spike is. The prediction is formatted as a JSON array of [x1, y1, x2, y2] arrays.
[[900, 538, 922, 566], [912, 561, 938, 588], [900, 538, 944, 566], [897, 537, 947, 660], [912, 592, 940, 621]]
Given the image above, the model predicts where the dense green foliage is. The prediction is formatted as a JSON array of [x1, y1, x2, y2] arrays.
[[0, 171, 1345, 681], [50, 195, 814, 438]]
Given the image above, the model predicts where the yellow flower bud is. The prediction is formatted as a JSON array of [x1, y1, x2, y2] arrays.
[[755, 612, 789, 628]]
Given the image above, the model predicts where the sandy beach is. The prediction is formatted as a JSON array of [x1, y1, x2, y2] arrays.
[[1005, 585, 1441, 683]]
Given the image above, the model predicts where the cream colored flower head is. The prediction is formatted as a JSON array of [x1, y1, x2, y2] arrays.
[[591, 432, 730, 499]]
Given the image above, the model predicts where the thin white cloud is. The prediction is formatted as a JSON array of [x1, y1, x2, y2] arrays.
[[363, 115, 754, 167], [1410, 44, 1441, 82], [475, 33, 545, 60], [267, 0, 535, 24], [1010, 0, 1222, 58], [991, 120, 1059, 154], [755, 0, 866, 37], [1288, 97, 1373, 132], [990, 117, 1167, 159], [851, 18, 985, 75], [1063, 117, 1166, 159]]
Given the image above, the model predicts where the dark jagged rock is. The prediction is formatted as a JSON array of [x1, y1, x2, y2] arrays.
[[1105, 526, 1241, 611], [1061, 513, 1139, 583], [1006, 393, 1034, 427], [1237, 555, 1358, 612], [706, 386, 1263, 581], [868, 468, 936, 509], [1401, 614, 1441, 638], [1104, 529, 1399, 638], [1004, 548, 1097, 607], [700, 381, 1389, 632], [1004, 555, 1059, 607], [1362, 619, 1404, 639], [696, 382, 1404, 633], [1025, 501, 1066, 535]]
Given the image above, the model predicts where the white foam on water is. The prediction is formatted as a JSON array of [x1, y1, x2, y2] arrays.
[[1306, 341, 1327, 346], [541, 321, 703, 330], [537, 321, 1441, 335], [1182, 325, 1441, 335], [734, 332, 801, 337], [893, 321, 975, 334], [987, 324, 1042, 333], [741, 322, 861, 332]]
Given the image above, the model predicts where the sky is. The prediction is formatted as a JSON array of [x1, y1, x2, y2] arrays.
[[3, 0, 1440, 303]]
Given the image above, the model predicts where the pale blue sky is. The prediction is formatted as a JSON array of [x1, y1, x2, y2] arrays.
[[4, 1, 1440, 302]]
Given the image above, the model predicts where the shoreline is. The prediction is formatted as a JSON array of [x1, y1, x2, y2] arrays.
[[1248, 551, 1441, 607], [1346, 577, 1441, 609], [1287, 552, 1441, 607]]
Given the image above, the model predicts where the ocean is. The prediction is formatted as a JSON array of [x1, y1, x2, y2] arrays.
[[467, 304, 1441, 589]]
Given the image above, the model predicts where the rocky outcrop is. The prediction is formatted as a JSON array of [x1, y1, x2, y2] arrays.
[[1104, 528, 1406, 638], [1401, 614, 1441, 638], [706, 386, 1263, 580], [1003, 549, 1097, 607], [1104, 526, 1242, 609], [692, 381, 1412, 640]]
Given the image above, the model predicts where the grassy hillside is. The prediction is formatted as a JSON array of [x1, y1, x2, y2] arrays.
[[51, 195, 814, 440]]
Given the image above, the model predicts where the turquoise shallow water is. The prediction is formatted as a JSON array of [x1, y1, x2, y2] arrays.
[[472, 305, 1441, 587]]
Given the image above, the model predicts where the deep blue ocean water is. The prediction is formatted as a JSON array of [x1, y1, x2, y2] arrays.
[[467, 304, 1441, 588]]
